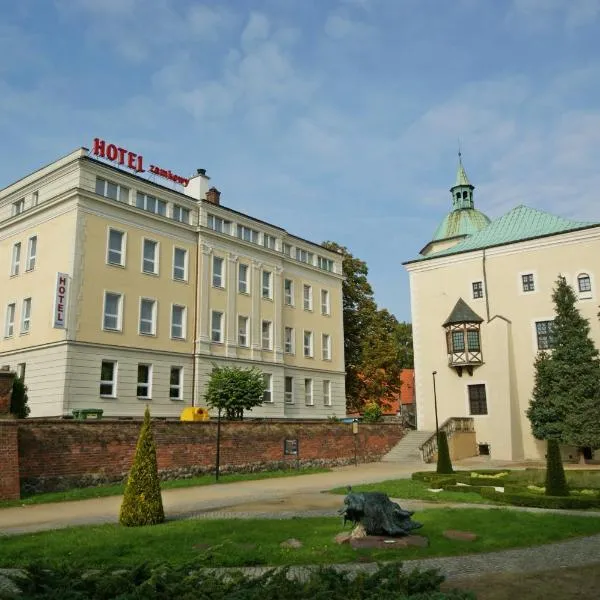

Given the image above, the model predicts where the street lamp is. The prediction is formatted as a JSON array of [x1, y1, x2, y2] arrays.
[[432, 371, 439, 438]]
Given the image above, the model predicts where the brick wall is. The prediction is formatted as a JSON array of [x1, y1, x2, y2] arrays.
[[14, 420, 404, 497], [0, 423, 20, 500]]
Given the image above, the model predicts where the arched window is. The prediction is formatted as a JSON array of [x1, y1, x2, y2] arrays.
[[578, 273, 591, 293], [462, 191, 468, 199]]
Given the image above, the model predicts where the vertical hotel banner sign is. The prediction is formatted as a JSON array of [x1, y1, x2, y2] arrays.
[[53, 272, 69, 329]]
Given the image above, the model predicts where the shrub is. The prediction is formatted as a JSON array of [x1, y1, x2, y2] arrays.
[[443, 484, 500, 494], [436, 431, 454, 474], [545, 438, 569, 497], [362, 402, 383, 423], [119, 406, 165, 527], [478, 487, 600, 510], [10, 377, 30, 418]]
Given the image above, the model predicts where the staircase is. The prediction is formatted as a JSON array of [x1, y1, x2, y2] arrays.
[[382, 430, 435, 463]]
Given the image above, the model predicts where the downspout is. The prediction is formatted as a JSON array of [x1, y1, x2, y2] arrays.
[[191, 210, 201, 407], [482, 248, 491, 322]]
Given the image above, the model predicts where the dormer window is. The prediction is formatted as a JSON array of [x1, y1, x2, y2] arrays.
[[443, 298, 484, 377]]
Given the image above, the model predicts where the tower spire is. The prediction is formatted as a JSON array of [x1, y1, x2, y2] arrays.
[[450, 150, 474, 209]]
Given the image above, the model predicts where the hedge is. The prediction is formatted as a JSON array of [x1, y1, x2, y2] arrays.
[[478, 488, 600, 510]]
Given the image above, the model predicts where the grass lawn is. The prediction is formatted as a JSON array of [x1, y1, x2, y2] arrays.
[[0, 467, 331, 509], [329, 478, 501, 504], [2, 509, 600, 569]]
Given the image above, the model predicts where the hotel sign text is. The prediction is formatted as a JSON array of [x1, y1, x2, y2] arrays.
[[53, 272, 69, 329]]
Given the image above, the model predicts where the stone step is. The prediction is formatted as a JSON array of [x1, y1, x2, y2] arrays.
[[382, 430, 436, 463]]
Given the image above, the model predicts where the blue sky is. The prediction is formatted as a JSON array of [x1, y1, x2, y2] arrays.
[[2, 0, 600, 322]]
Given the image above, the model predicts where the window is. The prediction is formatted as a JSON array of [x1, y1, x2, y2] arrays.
[[262, 320, 272, 350], [5, 303, 16, 337], [236, 224, 259, 244], [173, 248, 187, 281], [323, 380, 331, 406], [283, 243, 292, 257], [100, 360, 117, 397], [137, 364, 152, 399], [107, 229, 125, 266], [12, 198, 25, 215], [10, 243, 20, 276], [304, 378, 313, 405], [213, 256, 224, 288], [263, 373, 272, 403], [522, 273, 535, 292], [211, 310, 223, 343], [322, 334, 331, 360], [172, 204, 190, 223], [578, 273, 592, 293], [284, 279, 294, 305], [238, 315, 249, 346], [303, 284, 313, 311], [262, 270, 272, 299], [284, 376, 294, 403], [466, 330, 480, 351], [468, 384, 488, 415], [32, 191, 39, 207], [318, 256, 333, 272], [170, 367, 183, 400], [136, 192, 166, 215], [142, 239, 159, 274], [171, 305, 186, 339], [321, 289, 330, 315], [21, 298, 31, 333], [103, 292, 122, 331], [139, 298, 156, 335], [472, 281, 483, 299], [535, 320, 555, 350], [263, 233, 276, 250], [238, 263, 249, 293], [303, 330, 313, 357], [296, 248, 314, 264], [26, 236, 37, 271], [95, 178, 129, 202], [207, 214, 231, 234], [451, 331, 465, 352], [284, 327, 294, 354], [17, 362, 26, 381]]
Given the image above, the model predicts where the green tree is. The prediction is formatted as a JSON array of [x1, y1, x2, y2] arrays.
[[10, 377, 30, 419], [545, 438, 569, 496], [395, 322, 414, 369], [436, 431, 454, 474], [119, 406, 165, 527], [204, 365, 267, 420]]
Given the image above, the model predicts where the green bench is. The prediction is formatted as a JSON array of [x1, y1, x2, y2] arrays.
[[72, 408, 104, 420]]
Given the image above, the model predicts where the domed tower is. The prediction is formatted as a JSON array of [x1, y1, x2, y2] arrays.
[[420, 154, 491, 256]]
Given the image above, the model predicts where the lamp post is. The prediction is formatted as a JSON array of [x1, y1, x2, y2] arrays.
[[432, 371, 439, 438]]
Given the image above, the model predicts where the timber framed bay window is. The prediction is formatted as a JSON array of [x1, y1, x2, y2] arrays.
[[443, 298, 483, 376]]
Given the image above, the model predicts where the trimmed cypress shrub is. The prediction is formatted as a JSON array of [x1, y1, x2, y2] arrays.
[[545, 438, 569, 497], [10, 377, 30, 418], [119, 406, 165, 527], [436, 431, 454, 474]]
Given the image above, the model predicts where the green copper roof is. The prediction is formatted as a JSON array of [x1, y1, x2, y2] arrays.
[[407, 205, 600, 263], [443, 298, 484, 327], [454, 156, 472, 188], [431, 208, 491, 241]]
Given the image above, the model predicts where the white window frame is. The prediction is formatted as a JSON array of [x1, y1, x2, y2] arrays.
[[139, 297, 157, 336], [303, 284, 313, 311], [12, 198, 25, 216], [100, 360, 118, 397], [322, 333, 331, 361], [284, 326, 295, 354], [238, 315, 249, 347], [263, 373, 273, 403], [320, 289, 330, 315], [323, 380, 332, 406], [318, 256, 333, 272], [171, 304, 187, 339], [207, 214, 231, 234], [5, 303, 16, 337], [262, 270, 273, 299], [576, 271, 593, 300], [284, 279, 294, 306], [107, 228, 126, 267], [96, 177, 130, 203], [262, 320, 273, 350], [136, 191, 166, 215], [211, 310, 224, 343], [304, 378, 314, 406], [170, 366, 183, 400], [142, 239, 159, 275], [173, 247, 188, 281], [136, 363, 153, 399], [213, 256, 225, 288], [102, 292, 123, 331], [21, 298, 31, 334], [172, 204, 190, 224], [303, 330, 313, 358], [283, 243, 292, 257], [284, 376, 294, 404], [236, 224, 259, 243], [32, 191, 39, 207], [10, 242, 21, 276], [263, 233, 276, 250], [26, 236, 37, 271], [238, 263, 249, 294]]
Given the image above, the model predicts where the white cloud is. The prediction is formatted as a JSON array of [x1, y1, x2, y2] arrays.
[[508, 0, 600, 30]]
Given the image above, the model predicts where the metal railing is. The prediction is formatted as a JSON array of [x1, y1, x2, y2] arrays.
[[419, 417, 475, 463]]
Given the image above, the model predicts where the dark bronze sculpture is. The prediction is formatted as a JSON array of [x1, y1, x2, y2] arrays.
[[339, 487, 423, 537]]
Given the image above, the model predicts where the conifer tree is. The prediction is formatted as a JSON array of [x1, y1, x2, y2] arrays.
[[436, 431, 454, 474], [119, 406, 165, 527], [545, 438, 569, 496]]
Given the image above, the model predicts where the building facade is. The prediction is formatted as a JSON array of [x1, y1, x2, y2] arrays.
[[0, 144, 346, 418], [404, 157, 600, 461]]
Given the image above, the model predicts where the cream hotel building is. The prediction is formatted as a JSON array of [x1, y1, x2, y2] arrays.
[[0, 140, 346, 418], [405, 157, 600, 462]]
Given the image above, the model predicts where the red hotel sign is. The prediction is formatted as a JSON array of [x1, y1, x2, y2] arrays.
[[91, 137, 190, 187]]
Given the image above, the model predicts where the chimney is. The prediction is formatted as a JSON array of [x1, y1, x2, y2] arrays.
[[206, 187, 221, 205], [182, 168, 210, 201]]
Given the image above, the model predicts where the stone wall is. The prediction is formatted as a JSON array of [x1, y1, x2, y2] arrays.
[[10, 420, 404, 497]]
